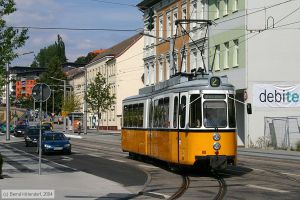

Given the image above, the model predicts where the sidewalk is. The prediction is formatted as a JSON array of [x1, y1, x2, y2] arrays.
[[0, 136, 133, 200], [238, 147, 300, 161]]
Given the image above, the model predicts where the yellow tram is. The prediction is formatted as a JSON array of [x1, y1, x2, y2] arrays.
[[121, 74, 237, 170]]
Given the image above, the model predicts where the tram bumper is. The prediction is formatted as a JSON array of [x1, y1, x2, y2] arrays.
[[195, 156, 228, 170], [210, 156, 227, 170]]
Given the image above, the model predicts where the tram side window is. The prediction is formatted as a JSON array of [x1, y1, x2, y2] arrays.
[[190, 94, 202, 128], [138, 103, 144, 127], [173, 97, 178, 128], [180, 96, 187, 128], [123, 103, 144, 128], [149, 101, 153, 128], [133, 104, 138, 127], [228, 94, 236, 128], [163, 97, 170, 128], [123, 105, 128, 127], [153, 97, 169, 128]]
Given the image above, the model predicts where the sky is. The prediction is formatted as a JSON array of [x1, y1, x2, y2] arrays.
[[5, 0, 143, 67]]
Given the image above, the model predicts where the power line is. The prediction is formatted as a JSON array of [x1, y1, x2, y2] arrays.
[[89, 0, 137, 7], [7, 25, 141, 32]]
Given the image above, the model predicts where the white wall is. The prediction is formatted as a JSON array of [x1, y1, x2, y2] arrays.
[[246, 0, 300, 146], [116, 36, 144, 129]]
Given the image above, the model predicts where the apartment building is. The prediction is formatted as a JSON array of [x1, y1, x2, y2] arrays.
[[138, 0, 209, 86], [86, 33, 144, 130], [209, 0, 300, 148]]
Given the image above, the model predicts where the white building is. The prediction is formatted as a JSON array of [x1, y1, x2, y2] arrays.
[[86, 33, 144, 130], [210, 0, 300, 148]]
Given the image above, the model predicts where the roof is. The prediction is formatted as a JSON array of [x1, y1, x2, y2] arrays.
[[91, 49, 107, 54], [137, 0, 161, 10], [66, 68, 84, 79], [90, 32, 143, 64]]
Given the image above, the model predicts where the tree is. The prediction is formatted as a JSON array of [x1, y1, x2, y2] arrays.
[[0, 0, 28, 94], [38, 56, 66, 114], [86, 72, 116, 131], [31, 34, 67, 68], [74, 52, 98, 65], [61, 93, 81, 114]]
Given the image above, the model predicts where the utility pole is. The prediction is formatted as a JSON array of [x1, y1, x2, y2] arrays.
[[84, 67, 87, 134], [6, 63, 10, 141]]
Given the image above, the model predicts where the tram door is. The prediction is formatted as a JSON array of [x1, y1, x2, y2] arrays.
[[178, 92, 188, 164]]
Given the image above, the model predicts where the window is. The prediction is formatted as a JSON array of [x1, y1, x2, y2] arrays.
[[203, 101, 227, 128], [191, 1, 197, 28], [180, 96, 186, 128], [173, 8, 178, 36], [159, 15, 163, 40], [214, 45, 220, 71], [215, 0, 220, 19], [159, 60, 163, 82], [123, 104, 144, 128], [166, 57, 170, 79], [233, 0, 238, 12], [224, 0, 228, 16], [189, 94, 202, 128], [145, 64, 150, 85], [181, 3, 187, 32], [181, 51, 187, 72], [224, 42, 229, 69], [173, 96, 178, 128], [153, 97, 169, 128], [174, 53, 178, 73], [151, 63, 156, 84], [191, 50, 197, 70], [233, 39, 239, 67], [166, 11, 171, 38], [228, 94, 236, 128]]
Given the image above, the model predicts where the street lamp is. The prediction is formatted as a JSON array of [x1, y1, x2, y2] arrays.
[[50, 77, 66, 133], [6, 51, 34, 141]]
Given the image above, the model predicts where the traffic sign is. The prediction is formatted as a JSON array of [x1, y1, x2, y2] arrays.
[[32, 83, 51, 102]]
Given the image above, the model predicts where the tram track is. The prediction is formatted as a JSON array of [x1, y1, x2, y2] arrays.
[[212, 171, 227, 200], [168, 175, 190, 200]]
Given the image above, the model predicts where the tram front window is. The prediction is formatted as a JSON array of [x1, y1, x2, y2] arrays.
[[203, 101, 227, 128]]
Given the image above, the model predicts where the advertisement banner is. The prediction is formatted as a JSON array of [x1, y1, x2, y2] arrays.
[[253, 84, 300, 107]]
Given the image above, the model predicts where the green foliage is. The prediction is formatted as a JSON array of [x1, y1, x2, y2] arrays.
[[86, 72, 116, 122], [74, 52, 98, 65], [16, 96, 33, 109], [62, 93, 81, 113], [0, 0, 29, 94]]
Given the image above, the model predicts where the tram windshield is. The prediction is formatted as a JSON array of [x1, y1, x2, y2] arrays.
[[203, 101, 227, 128]]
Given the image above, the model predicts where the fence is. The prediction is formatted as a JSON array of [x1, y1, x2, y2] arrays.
[[264, 116, 300, 149]]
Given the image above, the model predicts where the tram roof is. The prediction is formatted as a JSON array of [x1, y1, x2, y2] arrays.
[[123, 73, 235, 102]]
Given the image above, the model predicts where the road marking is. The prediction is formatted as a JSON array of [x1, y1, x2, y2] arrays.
[[247, 184, 290, 193], [108, 158, 126, 163], [138, 164, 158, 169], [61, 156, 73, 161], [142, 192, 170, 199], [281, 172, 300, 177], [251, 168, 265, 172]]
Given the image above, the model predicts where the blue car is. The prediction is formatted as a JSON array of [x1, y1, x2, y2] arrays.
[[41, 132, 71, 155]]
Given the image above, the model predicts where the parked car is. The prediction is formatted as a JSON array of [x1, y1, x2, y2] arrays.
[[1, 124, 14, 133], [24, 128, 41, 147], [41, 132, 71, 155], [14, 124, 28, 137]]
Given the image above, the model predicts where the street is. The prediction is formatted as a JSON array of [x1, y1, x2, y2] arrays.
[[1, 126, 300, 200]]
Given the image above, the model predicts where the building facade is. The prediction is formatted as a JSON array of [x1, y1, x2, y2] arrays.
[[209, 0, 300, 148], [139, 0, 209, 86], [86, 33, 144, 130], [138, 0, 300, 148]]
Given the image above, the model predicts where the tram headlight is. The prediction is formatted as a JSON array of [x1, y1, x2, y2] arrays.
[[213, 142, 221, 150], [213, 133, 221, 141]]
